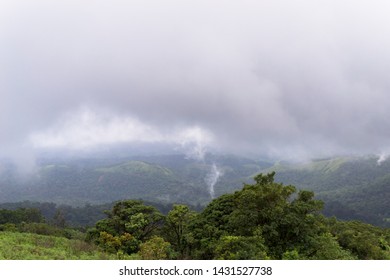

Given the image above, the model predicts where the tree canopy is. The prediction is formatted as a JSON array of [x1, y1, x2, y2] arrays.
[[86, 172, 390, 260]]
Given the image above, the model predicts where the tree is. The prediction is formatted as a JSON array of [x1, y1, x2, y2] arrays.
[[230, 173, 325, 258], [163, 204, 197, 258], [0, 208, 44, 225], [214, 234, 268, 260], [52, 209, 66, 228], [190, 193, 236, 259], [330, 220, 390, 259], [303, 233, 355, 260], [191, 172, 327, 259], [139, 236, 172, 260], [87, 200, 164, 255]]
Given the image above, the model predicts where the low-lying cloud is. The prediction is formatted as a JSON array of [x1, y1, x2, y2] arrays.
[[29, 107, 214, 159], [2, 0, 390, 165]]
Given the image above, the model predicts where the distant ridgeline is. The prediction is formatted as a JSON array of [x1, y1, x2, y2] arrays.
[[267, 156, 390, 227], [0, 154, 389, 227], [0, 154, 271, 207], [0, 200, 181, 228]]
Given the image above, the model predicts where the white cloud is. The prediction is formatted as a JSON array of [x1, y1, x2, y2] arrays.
[[29, 107, 163, 149], [3, 1, 390, 161], [175, 126, 214, 160], [29, 107, 215, 157], [377, 151, 390, 166]]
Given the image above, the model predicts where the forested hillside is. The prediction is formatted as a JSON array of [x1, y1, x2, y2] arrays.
[[265, 156, 390, 227], [2, 172, 389, 260], [0, 154, 270, 206], [1, 154, 390, 227]]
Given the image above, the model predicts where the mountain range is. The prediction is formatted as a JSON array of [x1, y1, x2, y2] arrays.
[[0, 153, 389, 227]]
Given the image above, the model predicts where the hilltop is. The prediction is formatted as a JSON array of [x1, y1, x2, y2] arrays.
[[1, 153, 390, 227]]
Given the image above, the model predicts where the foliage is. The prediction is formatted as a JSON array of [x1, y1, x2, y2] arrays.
[[87, 200, 164, 254], [139, 236, 172, 260], [190, 172, 326, 259], [3, 154, 390, 228], [96, 231, 138, 255], [329, 220, 390, 259], [268, 157, 390, 227], [0, 155, 270, 208], [1, 171, 390, 260], [0, 208, 44, 225], [162, 204, 197, 258], [213, 235, 268, 260]]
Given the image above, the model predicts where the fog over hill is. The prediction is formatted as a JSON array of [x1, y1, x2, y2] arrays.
[[2, 2, 390, 229], [2, 1, 390, 170], [0, 151, 390, 227], [0, 152, 270, 205]]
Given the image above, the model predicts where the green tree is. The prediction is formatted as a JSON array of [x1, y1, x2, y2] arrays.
[[191, 172, 327, 259], [87, 200, 164, 255], [330, 220, 390, 259], [190, 193, 236, 259], [304, 233, 355, 260], [214, 233, 268, 260], [230, 173, 325, 258], [52, 209, 66, 228], [139, 236, 172, 260], [0, 208, 44, 225], [163, 204, 197, 258]]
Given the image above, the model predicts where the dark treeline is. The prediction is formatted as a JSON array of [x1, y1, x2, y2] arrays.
[[0, 208, 44, 225], [0, 200, 190, 228], [0, 201, 110, 228]]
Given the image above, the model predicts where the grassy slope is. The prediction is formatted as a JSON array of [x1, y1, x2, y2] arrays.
[[0, 231, 115, 260], [96, 160, 174, 176]]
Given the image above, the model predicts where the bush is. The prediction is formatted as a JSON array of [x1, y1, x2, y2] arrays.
[[0, 223, 18, 232]]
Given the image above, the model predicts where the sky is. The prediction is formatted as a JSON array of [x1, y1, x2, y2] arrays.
[[2, 0, 390, 165]]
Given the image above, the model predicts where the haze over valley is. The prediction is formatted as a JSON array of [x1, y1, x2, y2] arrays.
[[2, 1, 390, 222], [2, 1, 390, 261]]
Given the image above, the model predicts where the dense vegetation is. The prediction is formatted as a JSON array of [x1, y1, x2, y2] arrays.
[[1, 172, 389, 259], [0, 155, 270, 207], [0, 200, 184, 228], [268, 156, 390, 227], [2, 154, 390, 227], [84, 172, 390, 260], [0, 231, 116, 260], [0, 207, 117, 260]]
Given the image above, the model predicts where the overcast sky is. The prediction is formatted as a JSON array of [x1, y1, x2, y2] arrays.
[[2, 0, 390, 163]]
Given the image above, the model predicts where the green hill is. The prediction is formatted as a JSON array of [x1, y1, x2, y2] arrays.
[[1, 154, 390, 227], [262, 156, 390, 227], [0, 155, 269, 207], [96, 160, 173, 176]]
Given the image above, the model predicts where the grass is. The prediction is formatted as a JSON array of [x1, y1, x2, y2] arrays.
[[0, 231, 117, 260], [96, 160, 173, 176]]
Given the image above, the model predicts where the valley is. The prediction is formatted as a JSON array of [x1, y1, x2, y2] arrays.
[[1, 153, 389, 227]]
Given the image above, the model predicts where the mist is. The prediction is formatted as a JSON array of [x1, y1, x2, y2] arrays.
[[205, 163, 223, 199], [2, 0, 390, 168]]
